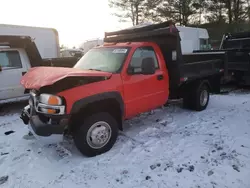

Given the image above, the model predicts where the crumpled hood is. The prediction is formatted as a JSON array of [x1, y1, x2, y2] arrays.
[[21, 67, 112, 89]]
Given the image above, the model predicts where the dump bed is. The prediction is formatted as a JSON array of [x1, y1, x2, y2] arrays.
[[104, 21, 225, 96], [220, 32, 250, 72], [196, 30, 250, 75], [181, 52, 225, 79]]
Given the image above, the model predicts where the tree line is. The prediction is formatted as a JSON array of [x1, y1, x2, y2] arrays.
[[109, 0, 250, 26]]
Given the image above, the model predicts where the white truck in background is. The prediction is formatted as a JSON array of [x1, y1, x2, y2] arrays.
[[0, 24, 60, 59], [0, 25, 78, 104], [176, 26, 211, 54]]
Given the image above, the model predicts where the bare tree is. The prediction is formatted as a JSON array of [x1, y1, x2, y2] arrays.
[[109, 0, 250, 26], [206, 0, 227, 23], [155, 0, 197, 25], [109, 0, 149, 25]]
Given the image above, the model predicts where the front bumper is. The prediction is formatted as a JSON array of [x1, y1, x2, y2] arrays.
[[20, 105, 69, 138]]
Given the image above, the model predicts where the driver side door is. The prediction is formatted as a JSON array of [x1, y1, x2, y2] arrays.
[[122, 46, 168, 118]]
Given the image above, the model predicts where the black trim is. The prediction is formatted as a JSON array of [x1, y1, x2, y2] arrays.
[[20, 106, 68, 136], [29, 115, 66, 136], [157, 74, 164, 80], [71, 91, 124, 116], [40, 76, 108, 94]]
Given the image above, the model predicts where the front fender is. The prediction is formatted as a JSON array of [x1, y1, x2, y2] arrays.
[[70, 91, 124, 116]]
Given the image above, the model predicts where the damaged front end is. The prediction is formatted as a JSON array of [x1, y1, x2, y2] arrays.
[[20, 90, 69, 143], [20, 68, 112, 143]]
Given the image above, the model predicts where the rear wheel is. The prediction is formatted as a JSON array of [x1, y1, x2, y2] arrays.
[[73, 112, 118, 157], [183, 83, 210, 111]]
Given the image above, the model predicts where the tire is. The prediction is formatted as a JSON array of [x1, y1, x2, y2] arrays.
[[183, 83, 210, 111], [73, 112, 118, 157]]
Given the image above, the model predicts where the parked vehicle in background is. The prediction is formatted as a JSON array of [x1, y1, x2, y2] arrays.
[[0, 24, 64, 103], [60, 49, 84, 58], [219, 31, 250, 86], [80, 39, 103, 54], [0, 24, 60, 58], [0, 36, 78, 103], [195, 31, 250, 86], [176, 26, 211, 53], [20, 21, 226, 157]]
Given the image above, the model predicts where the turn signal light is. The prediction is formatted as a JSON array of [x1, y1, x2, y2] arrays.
[[48, 96, 60, 105]]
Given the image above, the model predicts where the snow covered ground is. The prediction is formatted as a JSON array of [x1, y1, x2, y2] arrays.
[[1, 91, 250, 188]]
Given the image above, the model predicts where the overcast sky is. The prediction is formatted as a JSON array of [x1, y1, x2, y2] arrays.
[[0, 0, 131, 47]]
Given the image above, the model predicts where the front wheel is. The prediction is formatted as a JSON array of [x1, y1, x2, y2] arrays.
[[73, 112, 118, 157]]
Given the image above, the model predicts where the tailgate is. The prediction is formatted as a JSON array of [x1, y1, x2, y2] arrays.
[[227, 50, 250, 71]]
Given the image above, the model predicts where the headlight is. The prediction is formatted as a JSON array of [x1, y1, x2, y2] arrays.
[[37, 94, 65, 115], [39, 94, 63, 106]]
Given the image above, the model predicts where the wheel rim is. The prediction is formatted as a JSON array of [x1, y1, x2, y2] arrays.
[[200, 89, 208, 106], [86, 121, 112, 149]]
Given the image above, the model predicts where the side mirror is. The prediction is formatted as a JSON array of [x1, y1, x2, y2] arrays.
[[141, 57, 155, 75]]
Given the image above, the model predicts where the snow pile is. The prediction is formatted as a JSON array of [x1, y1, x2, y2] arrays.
[[0, 92, 250, 188]]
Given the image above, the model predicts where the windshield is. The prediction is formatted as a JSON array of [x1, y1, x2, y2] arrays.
[[74, 47, 130, 73]]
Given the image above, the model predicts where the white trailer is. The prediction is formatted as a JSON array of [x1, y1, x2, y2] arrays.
[[176, 26, 210, 54], [0, 24, 60, 58]]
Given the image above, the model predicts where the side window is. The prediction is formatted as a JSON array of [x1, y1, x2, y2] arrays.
[[129, 46, 159, 73], [200, 39, 209, 50], [142, 47, 159, 69], [0, 51, 22, 69]]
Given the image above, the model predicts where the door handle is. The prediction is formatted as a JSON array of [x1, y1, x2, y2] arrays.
[[157, 74, 164, 80]]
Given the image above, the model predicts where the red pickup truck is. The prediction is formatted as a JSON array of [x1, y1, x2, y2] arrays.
[[20, 21, 225, 157]]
